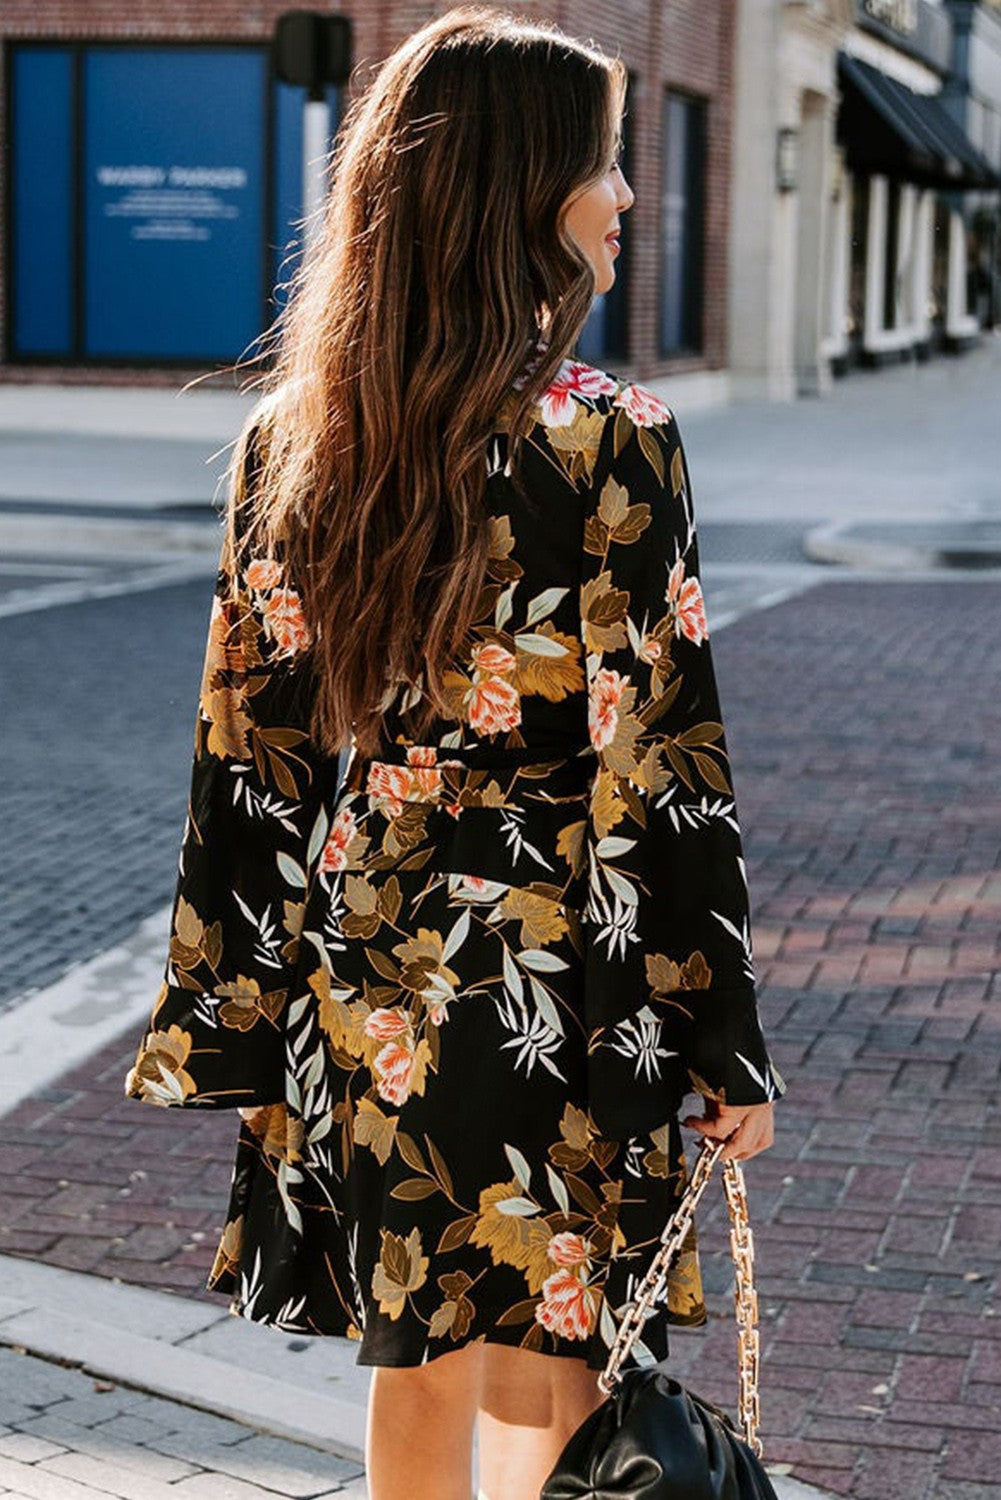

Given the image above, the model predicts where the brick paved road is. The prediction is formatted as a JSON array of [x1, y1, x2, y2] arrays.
[[0, 578, 210, 1010], [2, 576, 1000, 1500]]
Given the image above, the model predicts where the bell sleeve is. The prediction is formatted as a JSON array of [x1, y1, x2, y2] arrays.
[[579, 389, 786, 1140], [123, 417, 337, 1109]]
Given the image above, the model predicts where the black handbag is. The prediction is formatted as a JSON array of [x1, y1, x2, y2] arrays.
[[540, 1136, 780, 1500]]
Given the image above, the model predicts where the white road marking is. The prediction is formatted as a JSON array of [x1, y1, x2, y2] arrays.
[[0, 558, 217, 618]]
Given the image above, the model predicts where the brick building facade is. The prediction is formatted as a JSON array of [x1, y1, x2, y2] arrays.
[[0, 0, 735, 391]]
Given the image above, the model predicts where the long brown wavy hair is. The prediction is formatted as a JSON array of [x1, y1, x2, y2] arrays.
[[226, 5, 627, 760]]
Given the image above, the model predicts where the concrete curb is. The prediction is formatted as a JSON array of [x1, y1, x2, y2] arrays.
[[804, 519, 1001, 572], [0, 905, 177, 1116], [0, 385, 255, 441], [0, 1255, 368, 1463], [0, 511, 221, 559]]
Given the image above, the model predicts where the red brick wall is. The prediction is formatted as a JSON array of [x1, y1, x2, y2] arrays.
[[0, 0, 733, 384]]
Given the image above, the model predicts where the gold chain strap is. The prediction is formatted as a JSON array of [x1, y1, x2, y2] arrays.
[[596, 1136, 763, 1458]]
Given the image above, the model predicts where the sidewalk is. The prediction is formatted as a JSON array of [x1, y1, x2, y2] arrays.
[[0, 1341, 365, 1500]]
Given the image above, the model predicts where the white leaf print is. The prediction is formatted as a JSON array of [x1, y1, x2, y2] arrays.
[[528, 973, 565, 1036], [630, 1337, 658, 1368], [231, 891, 286, 970], [519, 949, 569, 973], [585, 880, 640, 961], [496, 581, 516, 630], [497, 814, 555, 873], [495, 1196, 541, 1217], [602, 1007, 677, 1083], [239, 1246, 264, 1318], [300, 1044, 325, 1093], [277, 851, 307, 889], [307, 806, 329, 867], [604, 867, 640, 905], [709, 908, 755, 982], [229, 768, 302, 834], [599, 1295, 617, 1347], [288, 994, 311, 1026], [735, 1052, 766, 1089], [307, 1111, 333, 1145], [494, 994, 567, 1082], [442, 907, 470, 963], [505, 1143, 532, 1190], [502, 945, 526, 1009], [271, 1296, 310, 1331], [286, 1072, 302, 1114], [423, 970, 457, 1001], [278, 1159, 303, 1237], [596, 835, 637, 860], [514, 632, 570, 657], [290, 1013, 314, 1058], [546, 1163, 571, 1217], [524, 586, 568, 625]]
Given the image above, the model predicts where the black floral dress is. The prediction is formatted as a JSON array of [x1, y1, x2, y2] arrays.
[[123, 356, 785, 1370]]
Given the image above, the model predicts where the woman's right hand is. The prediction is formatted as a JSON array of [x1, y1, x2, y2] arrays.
[[682, 1098, 775, 1162]]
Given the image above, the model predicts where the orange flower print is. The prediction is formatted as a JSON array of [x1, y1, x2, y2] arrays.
[[588, 668, 627, 752], [366, 761, 412, 817], [245, 558, 283, 590], [538, 359, 618, 426], [318, 808, 358, 874], [373, 1039, 416, 1107], [406, 746, 440, 767], [364, 1007, 412, 1042], [638, 635, 663, 667], [468, 675, 521, 735], [262, 587, 311, 656], [535, 1267, 596, 1340], [472, 641, 517, 676], [411, 765, 443, 798], [546, 1231, 590, 1268], [667, 559, 708, 645], [426, 995, 450, 1027], [613, 382, 673, 428]]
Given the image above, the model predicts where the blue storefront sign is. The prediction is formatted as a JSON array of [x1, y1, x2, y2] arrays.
[[83, 48, 266, 361], [7, 42, 339, 365]]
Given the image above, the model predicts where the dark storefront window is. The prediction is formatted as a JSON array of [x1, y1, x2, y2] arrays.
[[883, 178, 902, 329], [6, 42, 339, 366], [848, 172, 870, 355], [576, 75, 634, 364], [659, 89, 706, 357], [930, 194, 950, 339]]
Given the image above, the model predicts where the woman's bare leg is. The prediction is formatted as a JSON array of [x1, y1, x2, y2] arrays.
[[475, 1344, 605, 1500], [366, 1340, 484, 1500]]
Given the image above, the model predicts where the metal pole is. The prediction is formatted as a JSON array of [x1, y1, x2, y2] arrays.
[[302, 95, 331, 252]]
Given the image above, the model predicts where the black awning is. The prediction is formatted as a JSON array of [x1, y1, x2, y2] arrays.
[[836, 53, 1001, 192]]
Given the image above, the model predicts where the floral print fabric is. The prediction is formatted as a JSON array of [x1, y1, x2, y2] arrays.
[[123, 357, 784, 1369]]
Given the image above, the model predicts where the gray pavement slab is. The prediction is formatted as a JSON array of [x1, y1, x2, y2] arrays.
[[0, 1341, 365, 1499]]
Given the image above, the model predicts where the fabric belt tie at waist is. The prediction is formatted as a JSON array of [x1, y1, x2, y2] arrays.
[[342, 745, 596, 807]]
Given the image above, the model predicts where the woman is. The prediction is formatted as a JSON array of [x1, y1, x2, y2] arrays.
[[124, 8, 785, 1497]]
